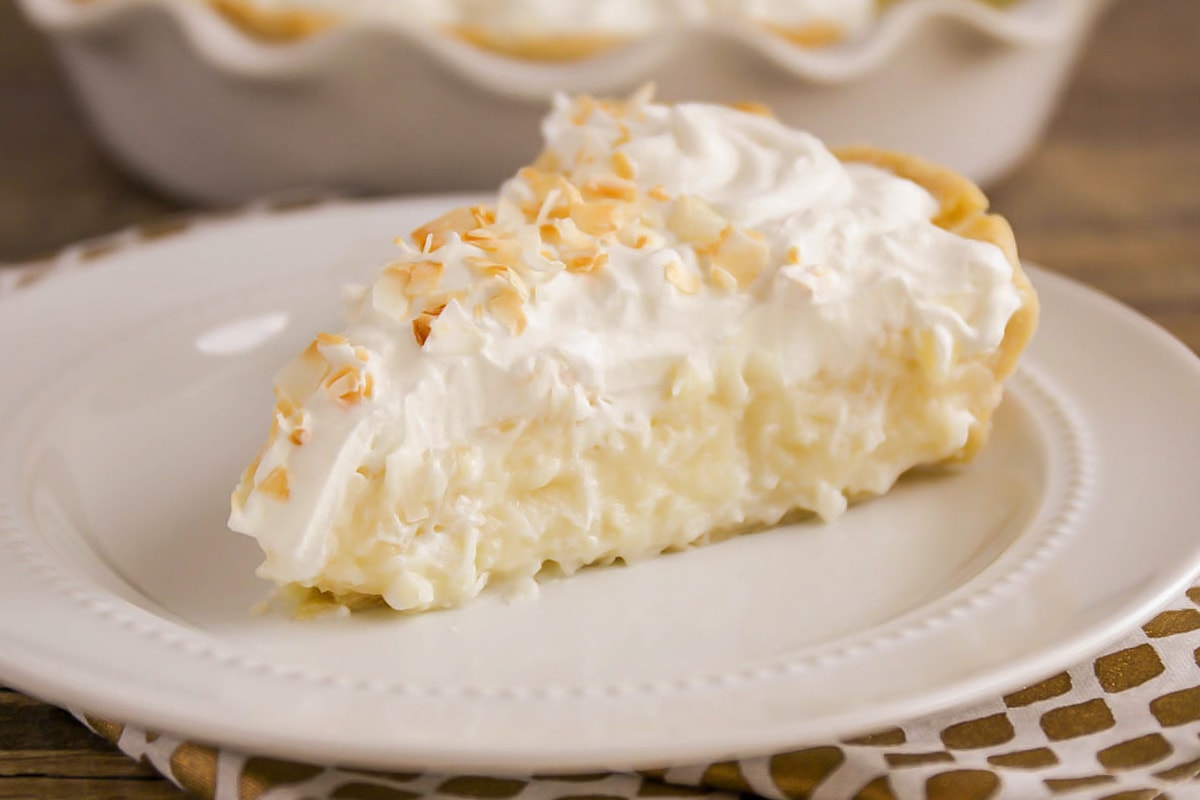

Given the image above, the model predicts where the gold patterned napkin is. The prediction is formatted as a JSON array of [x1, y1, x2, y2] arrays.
[[72, 588, 1200, 800]]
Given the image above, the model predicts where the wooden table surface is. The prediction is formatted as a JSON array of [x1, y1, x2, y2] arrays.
[[1, 1, 1198, 798]]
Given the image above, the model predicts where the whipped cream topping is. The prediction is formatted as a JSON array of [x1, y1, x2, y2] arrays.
[[230, 91, 1023, 589]]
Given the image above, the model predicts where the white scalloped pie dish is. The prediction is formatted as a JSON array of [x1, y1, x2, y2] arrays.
[[1, 197, 1199, 772], [20, 0, 1115, 203]]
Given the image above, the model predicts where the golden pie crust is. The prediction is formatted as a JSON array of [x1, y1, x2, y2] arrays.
[[834, 144, 1039, 460]]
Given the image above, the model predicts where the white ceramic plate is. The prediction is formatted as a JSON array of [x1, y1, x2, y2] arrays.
[[1, 197, 1198, 774]]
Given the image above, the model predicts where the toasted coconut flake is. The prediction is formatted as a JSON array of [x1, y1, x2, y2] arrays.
[[647, 185, 671, 202], [550, 217, 598, 250], [462, 227, 498, 246], [479, 236, 522, 265], [569, 200, 623, 236], [565, 250, 609, 274], [534, 188, 564, 226], [619, 222, 660, 251], [274, 405, 305, 441], [710, 225, 769, 289], [518, 200, 542, 221], [289, 428, 310, 446], [258, 467, 291, 501], [231, 456, 259, 513], [479, 263, 513, 279], [324, 364, 355, 390], [424, 289, 469, 313], [412, 315, 434, 347], [611, 151, 636, 181], [325, 364, 372, 405], [786, 245, 803, 265], [275, 394, 298, 421], [486, 286, 528, 335], [372, 264, 413, 319], [668, 195, 726, 248], [469, 205, 496, 227], [497, 265, 531, 300], [584, 176, 638, 202], [375, 259, 444, 305], [554, 174, 585, 205], [405, 260, 444, 297], [353, 345, 370, 362], [411, 206, 476, 251], [466, 254, 505, 271], [274, 342, 330, 408], [518, 167, 558, 200], [316, 332, 348, 346], [710, 265, 739, 292], [464, 237, 500, 259], [538, 222, 561, 243], [664, 260, 701, 294]]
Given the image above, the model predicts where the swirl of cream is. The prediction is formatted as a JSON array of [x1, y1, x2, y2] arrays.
[[541, 98, 853, 227]]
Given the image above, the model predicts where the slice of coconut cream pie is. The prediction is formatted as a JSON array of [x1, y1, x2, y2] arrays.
[[230, 90, 1037, 612]]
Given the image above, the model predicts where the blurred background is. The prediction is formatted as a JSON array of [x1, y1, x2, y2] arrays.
[[0, 1, 1197, 795]]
